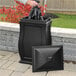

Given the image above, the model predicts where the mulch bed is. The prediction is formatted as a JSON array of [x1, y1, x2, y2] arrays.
[[44, 13, 59, 19]]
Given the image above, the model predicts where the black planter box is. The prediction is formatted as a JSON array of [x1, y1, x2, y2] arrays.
[[18, 17, 52, 64], [32, 45, 64, 72]]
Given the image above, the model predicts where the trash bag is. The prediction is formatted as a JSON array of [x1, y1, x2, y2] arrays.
[[28, 6, 42, 20], [18, 6, 52, 64]]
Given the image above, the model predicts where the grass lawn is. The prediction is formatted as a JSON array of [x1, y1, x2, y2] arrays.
[[0, 13, 76, 29], [52, 13, 76, 29]]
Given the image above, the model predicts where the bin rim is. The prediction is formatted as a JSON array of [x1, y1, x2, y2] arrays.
[[19, 16, 52, 25]]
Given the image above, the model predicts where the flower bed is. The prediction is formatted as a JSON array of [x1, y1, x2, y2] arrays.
[[0, 0, 46, 23]]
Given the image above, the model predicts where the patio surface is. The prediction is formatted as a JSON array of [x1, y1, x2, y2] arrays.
[[0, 50, 76, 76]]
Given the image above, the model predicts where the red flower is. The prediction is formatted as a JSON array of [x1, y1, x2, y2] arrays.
[[5, 17, 8, 21], [14, 0, 25, 6], [45, 4, 47, 7], [0, 9, 2, 14], [23, 12, 29, 16], [13, 5, 16, 8], [1, 17, 4, 21], [0, 0, 46, 23]]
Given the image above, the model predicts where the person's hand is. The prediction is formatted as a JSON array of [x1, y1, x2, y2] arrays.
[[26, 0, 39, 7]]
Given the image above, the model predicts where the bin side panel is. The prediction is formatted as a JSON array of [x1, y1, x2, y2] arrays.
[[23, 26, 42, 58]]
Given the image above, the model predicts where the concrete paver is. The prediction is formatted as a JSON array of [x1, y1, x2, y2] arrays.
[[47, 71, 76, 76], [0, 50, 13, 56], [0, 60, 8, 67], [0, 50, 76, 76], [7, 62, 30, 72], [64, 62, 76, 72], [10, 72, 24, 76], [7, 53, 20, 62], [1, 61, 14, 69], [24, 69, 47, 76], [0, 69, 13, 76], [0, 55, 4, 59]]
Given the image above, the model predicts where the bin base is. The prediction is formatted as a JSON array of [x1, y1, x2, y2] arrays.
[[19, 59, 32, 64]]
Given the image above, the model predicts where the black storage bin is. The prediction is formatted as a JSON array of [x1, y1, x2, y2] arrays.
[[32, 45, 64, 72], [18, 6, 52, 64]]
